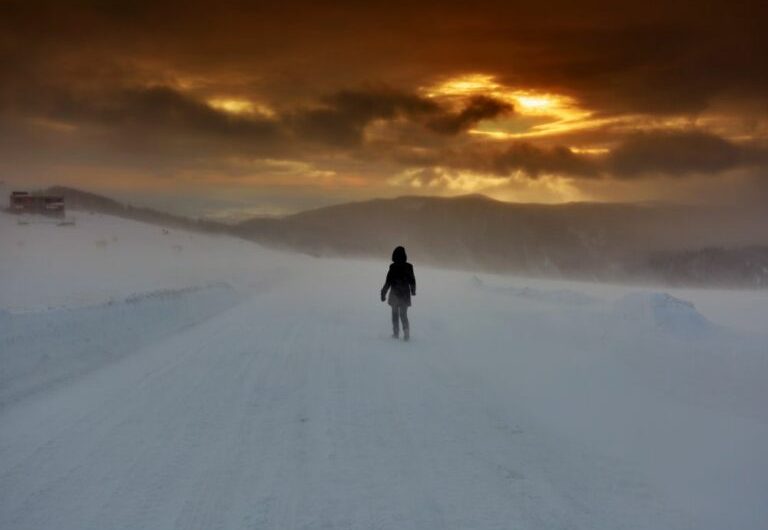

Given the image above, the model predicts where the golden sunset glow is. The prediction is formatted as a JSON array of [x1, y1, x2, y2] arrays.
[[388, 166, 584, 203], [208, 98, 253, 114], [389, 166, 508, 192], [513, 94, 554, 111], [426, 75, 580, 115], [425, 74, 593, 140], [2, 1, 764, 215], [426, 74, 500, 96], [207, 98, 275, 117], [569, 146, 611, 155]]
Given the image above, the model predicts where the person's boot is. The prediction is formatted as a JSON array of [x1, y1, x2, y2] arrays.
[[403, 328, 410, 341], [392, 326, 399, 339]]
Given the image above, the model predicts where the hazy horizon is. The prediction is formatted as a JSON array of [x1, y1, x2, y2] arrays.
[[5, 181, 768, 224]]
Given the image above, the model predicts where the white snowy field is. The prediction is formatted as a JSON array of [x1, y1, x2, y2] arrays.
[[1, 210, 767, 530]]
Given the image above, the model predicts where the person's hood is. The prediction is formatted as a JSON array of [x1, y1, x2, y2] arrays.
[[392, 246, 407, 263]]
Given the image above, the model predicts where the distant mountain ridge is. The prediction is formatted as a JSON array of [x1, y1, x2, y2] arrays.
[[43, 186, 229, 235], [26, 187, 768, 287], [235, 194, 768, 286]]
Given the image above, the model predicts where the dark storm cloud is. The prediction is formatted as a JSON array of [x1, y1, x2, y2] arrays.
[[291, 89, 512, 145], [5, 0, 767, 115], [442, 143, 599, 179], [426, 96, 513, 135], [433, 130, 768, 180], [3, 78, 767, 183], [0, 82, 285, 167], [0, 79, 512, 163], [607, 131, 745, 177], [59, 86, 279, 140], [289, 89, 439, 146]]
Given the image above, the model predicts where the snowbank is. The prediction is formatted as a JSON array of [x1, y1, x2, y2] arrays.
[[0, 283, 241, 407], [612, 291, 713, 337]]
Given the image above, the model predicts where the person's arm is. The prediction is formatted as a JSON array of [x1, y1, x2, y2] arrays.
[[381, 269, 392, 301], [409, 265, 416, 296]]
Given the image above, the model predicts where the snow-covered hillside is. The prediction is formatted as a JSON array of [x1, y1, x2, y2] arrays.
[[0, 211, 288, 311], [1, 211, 767, 529]]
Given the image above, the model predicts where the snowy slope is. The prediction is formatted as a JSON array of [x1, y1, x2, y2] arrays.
[[1, 211, 767, 529], [0, 211, 288, 311]]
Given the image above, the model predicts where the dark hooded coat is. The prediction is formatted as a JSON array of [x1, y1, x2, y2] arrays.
[[381, 246, 416, 307]]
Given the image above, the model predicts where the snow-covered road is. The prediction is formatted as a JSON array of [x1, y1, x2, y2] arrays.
[[2, 212, 767, 529], [0, 275, 675, 529]]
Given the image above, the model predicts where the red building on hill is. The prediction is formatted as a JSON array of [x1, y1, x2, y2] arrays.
[[9, 191, 66, 217]]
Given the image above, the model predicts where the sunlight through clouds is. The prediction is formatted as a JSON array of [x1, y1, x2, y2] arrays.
[[422, 73, 602, 142], [388, 166, 583, 202], [207, 98, 275, 117], [2, 1, 766, 213]]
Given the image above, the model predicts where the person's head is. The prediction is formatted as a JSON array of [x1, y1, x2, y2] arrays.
[[392, 246, 407, 263]]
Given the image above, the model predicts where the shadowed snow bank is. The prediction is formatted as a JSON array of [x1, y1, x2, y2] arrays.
[[0, 283, 241, 407]]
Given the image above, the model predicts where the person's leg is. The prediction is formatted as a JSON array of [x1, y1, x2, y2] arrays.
[[401, 306, 409, 340], [391, 306, 400, 337]]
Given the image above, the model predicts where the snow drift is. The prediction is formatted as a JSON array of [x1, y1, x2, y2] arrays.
[[0, 283, 240, 407], [612, 291, 713, 337]]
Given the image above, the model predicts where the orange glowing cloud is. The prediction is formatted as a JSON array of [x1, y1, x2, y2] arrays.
[[423, 74, 593, 140]]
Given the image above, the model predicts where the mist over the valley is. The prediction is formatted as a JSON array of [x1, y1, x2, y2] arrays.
[[41, 186, 768, 288]]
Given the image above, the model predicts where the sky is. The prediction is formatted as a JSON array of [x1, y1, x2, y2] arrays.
[[1, 0, 767, 220]]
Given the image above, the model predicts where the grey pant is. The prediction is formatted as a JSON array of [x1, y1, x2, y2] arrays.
[[391, 305, 409, 335]]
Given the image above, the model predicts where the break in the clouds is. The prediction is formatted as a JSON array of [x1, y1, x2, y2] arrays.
[[1, 0, 767, 216]]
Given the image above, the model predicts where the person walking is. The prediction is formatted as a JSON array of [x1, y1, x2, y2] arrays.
[[380, 246, 416, 341]]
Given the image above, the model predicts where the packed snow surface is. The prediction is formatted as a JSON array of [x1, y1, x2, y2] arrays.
[[1, 211, 767, 529]]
